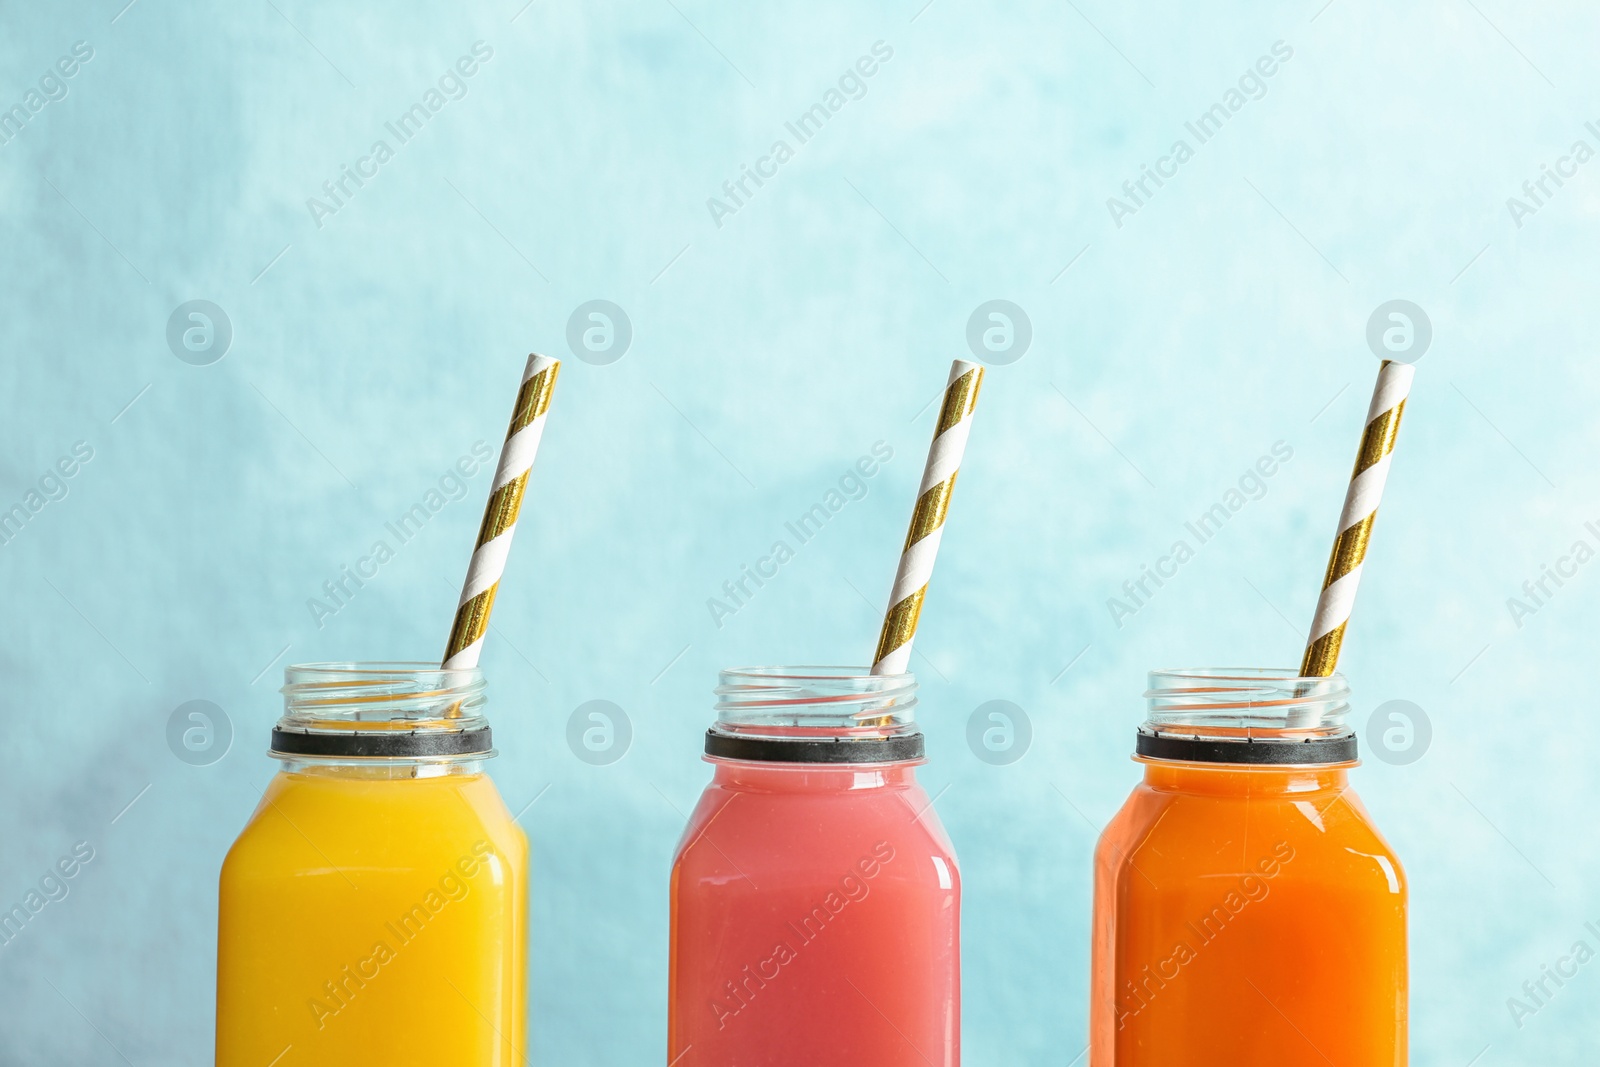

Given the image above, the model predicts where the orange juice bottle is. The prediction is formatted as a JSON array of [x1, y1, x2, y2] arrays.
[[216, 663, 528, 1066], [1091, 669, 1406, 1065]]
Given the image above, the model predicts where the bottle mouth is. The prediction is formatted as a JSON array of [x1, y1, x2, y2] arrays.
[[273, 662, 493, 760], [1138, 667, 1356, 765], [708, 666, 923, 764]]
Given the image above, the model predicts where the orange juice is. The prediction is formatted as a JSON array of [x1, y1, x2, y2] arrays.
[[215, 664, 527, 1067], [1090, 669, 1406, 1065]]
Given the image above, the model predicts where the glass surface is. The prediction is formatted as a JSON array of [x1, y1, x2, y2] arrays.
[[670, 667, 959, 1066], [1090, 668, 1406, 1065], [275, 661, 491, 753], [1143, 667, 1352, 738], [215, 664, 528, 1066], [712, 665, 919, 741]]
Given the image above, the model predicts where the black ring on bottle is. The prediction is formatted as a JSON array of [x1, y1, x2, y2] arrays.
[[704, 729, 925, 764], [1136, 728, 1358, 766], [270, 726, 493, 758]]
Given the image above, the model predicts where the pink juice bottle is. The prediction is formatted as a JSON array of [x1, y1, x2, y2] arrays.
[[668, 667, 960, 1066]]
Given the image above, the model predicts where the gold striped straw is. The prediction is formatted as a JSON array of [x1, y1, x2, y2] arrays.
[[443, 353, 561, 672], [871, 359, 985, 676], [1300, 359, 1415, 677]]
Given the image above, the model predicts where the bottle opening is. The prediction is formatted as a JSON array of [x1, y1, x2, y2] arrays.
[[1138, 667, 1356, 765], [707, 666, 923, 764], [273, 662, 493, 760]]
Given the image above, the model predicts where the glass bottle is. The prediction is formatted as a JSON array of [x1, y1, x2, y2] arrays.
[[1091, 668, 1406, 1065], [669, 666, 960, 1066], [216, 663, 528, 1066]]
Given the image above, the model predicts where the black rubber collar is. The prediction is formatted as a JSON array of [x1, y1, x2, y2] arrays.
[[704, 729, 924, 764], [1136, 728, 1357, 766], [271, 726, 493, 759]]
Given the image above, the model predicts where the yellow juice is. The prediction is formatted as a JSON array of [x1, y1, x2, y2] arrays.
[[216, 766, 527, 1066]]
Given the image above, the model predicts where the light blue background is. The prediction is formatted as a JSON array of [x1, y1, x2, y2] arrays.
[[2, 0, 1596, 1063]]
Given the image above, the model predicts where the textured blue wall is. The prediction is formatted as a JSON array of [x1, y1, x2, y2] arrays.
[[2, 1, 1596, 1063]]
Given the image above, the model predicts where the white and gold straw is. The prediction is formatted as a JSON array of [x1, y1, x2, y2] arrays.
[[1300, 359, 1415, 677], [443, 353, 561, 671], [871, 359, 985, 676]]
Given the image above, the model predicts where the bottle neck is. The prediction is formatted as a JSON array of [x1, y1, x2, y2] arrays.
[[1139, 758, 1351, 796], [707, 665, 922, 765], [709, 756, 922, 793], [1138, 667, 1356, 767], [274, 662, 494, 762]]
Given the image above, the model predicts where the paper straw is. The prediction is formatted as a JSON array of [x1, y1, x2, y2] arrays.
[[1299, 359, 1415, 677], [443, 354, 561, 671], [871, 359, 985, 676]]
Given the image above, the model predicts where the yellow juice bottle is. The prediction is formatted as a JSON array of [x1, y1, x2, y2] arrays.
[[215, 663, 528, 1066]]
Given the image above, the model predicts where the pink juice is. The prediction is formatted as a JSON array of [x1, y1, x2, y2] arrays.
[[668, 668, 960, 1067]]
